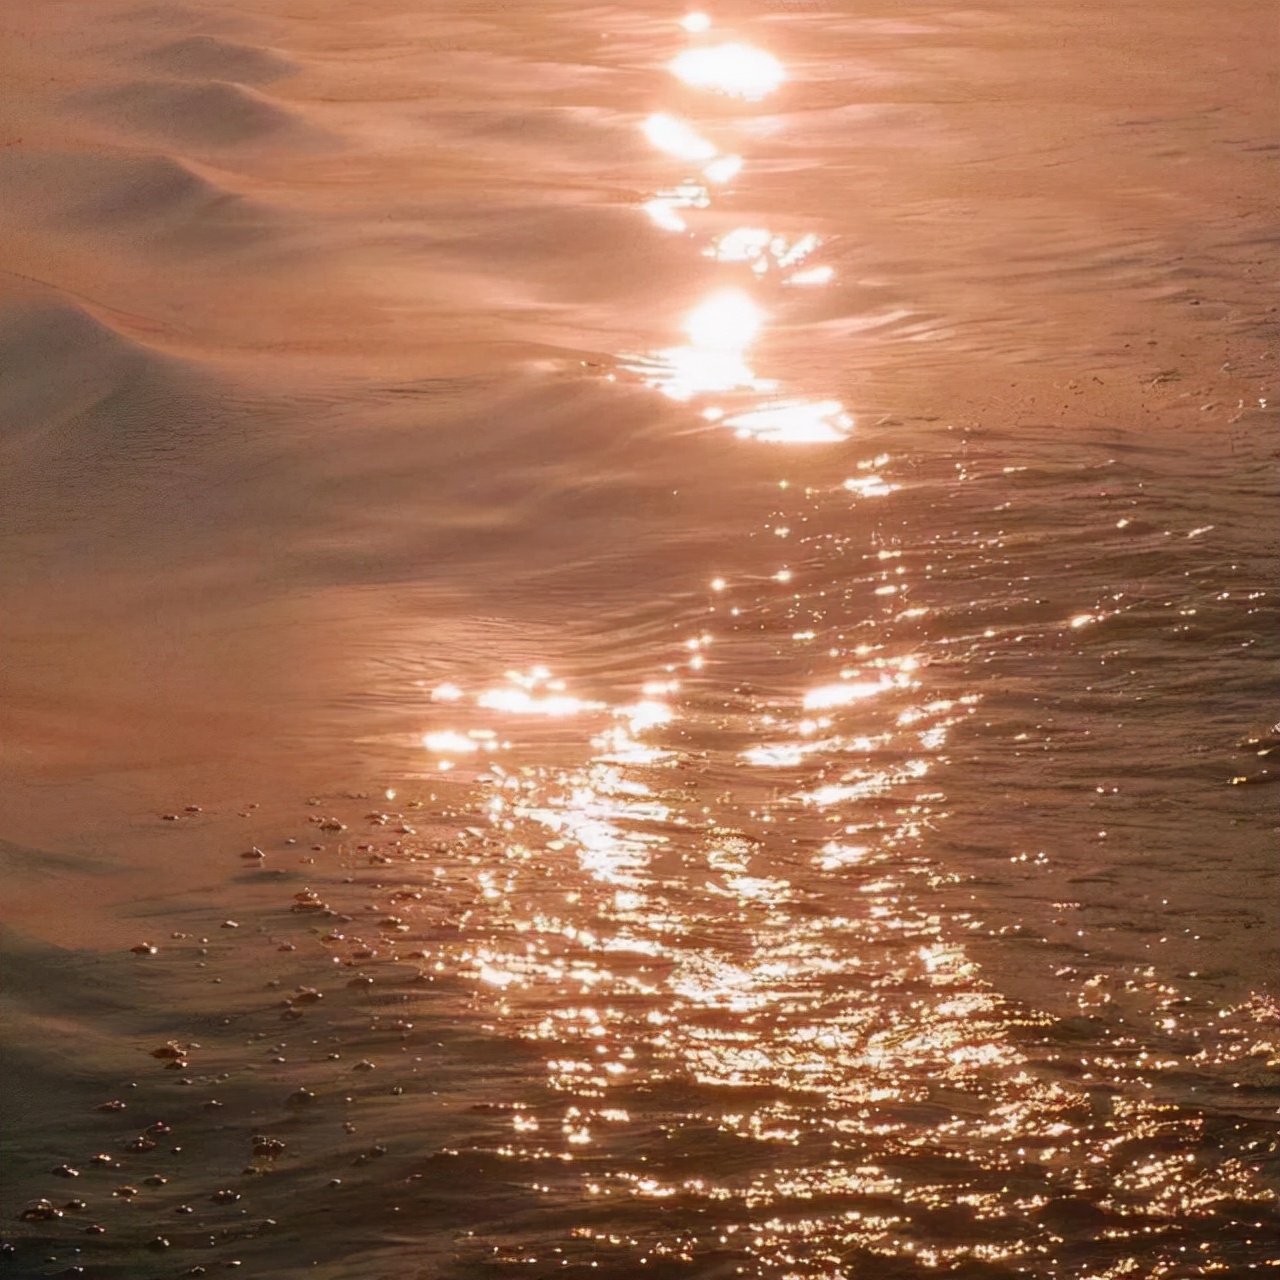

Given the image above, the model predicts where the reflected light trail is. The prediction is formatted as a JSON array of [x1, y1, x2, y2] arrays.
[[725, 399, 852, 443], [641, 113, 717, 162], [623, 289, 771, 401], [684, 288, 762, 350], [803, 678, 894, 709], [669, 43, 786, 100], [477, 688, 603, 717], [701, 153, 742, 183]]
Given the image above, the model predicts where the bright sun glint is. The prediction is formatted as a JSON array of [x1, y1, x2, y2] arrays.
[[669, 43, 785, 100]]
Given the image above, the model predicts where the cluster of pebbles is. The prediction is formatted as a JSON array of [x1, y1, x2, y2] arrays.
[[3, 790, 486, 1278]]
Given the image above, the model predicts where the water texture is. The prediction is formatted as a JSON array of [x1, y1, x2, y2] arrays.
[[0, 1, 1276, 1277]]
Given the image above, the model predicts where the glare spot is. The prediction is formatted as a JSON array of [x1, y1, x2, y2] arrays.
[[642, 113, 717, 161], [423, 730, 479, 754], [684, 289, 763, 350], [726, 399, 853, 443], [787, 265, 835, 286], [669, 43, 786, 100], [701, 154, 742, 184], [803, 678, 891, 710]]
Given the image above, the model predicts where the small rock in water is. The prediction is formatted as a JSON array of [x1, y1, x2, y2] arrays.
[[221, 920, 240, 929], [88, 1154, 116, 1167], [84, 1225, 105, 1235], [96, 1100, 127, 1112], [150, 1041, 190, 1061], [352, 1060, 376, 1072], [286, 1088, 316, 1106], [147, 1236, 171, 1250], [124, 1136, 157, 1153], [20, 1200, 62, 1222], [142, 1175, 168, 1187], [241, 848, 266, 861], [210, 1190, 240, 1205], [63, 1201, 86, 1212], [130, 943, 158, 955], [51, 1165, 79, 1178], [111, 1186, 138, 1198]]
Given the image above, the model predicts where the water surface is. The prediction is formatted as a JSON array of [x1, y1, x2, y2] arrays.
[[1, 1, 1277, 1276]]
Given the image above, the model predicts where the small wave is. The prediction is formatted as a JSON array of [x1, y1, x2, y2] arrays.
[[0, 149, 276, 253], [74, 78, 326, 150], [139, 35, 297, 85]]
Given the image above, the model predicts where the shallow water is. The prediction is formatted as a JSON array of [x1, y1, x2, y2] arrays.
[[1, 0, 1277, 1277]]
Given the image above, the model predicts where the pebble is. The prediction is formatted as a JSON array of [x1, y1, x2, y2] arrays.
[[96, 1101, 127, 1112], [130, 944, 158, 955], [88, 1155, 116, 1168], [124, 1136, 157, 1153], [174, 1204, 194, 1214], [63, 1201, 86, 1213], [147, 1236, 171, 1250], [352, 1060, 376, 1072], [20, 1201, 61, 1222], [210, 1189, 240, 1205], [241, 848, 266, 861], [84, 1225, 105, 1236], [111, 1187, 138, 1198], [142, 1176, 168, 1187], [51, 1166, 79, 1178], [286, 1089, 316, 1106], [221, 920, 239, 929]]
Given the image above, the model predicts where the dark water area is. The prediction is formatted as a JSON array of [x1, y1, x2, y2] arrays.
[[1, 1, 1277, 1277]]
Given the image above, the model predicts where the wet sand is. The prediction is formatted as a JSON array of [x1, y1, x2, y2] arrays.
[[1, 0, 1277, 1276]]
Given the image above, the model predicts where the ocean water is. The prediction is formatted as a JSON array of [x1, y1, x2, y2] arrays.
[[0, 1, 1276, 1277]]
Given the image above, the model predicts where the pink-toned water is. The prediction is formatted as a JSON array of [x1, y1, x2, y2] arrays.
[[1, 1, 1276, 1276]]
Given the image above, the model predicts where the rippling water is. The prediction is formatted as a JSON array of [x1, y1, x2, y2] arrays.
[[1, 1, 1277, 1277]]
